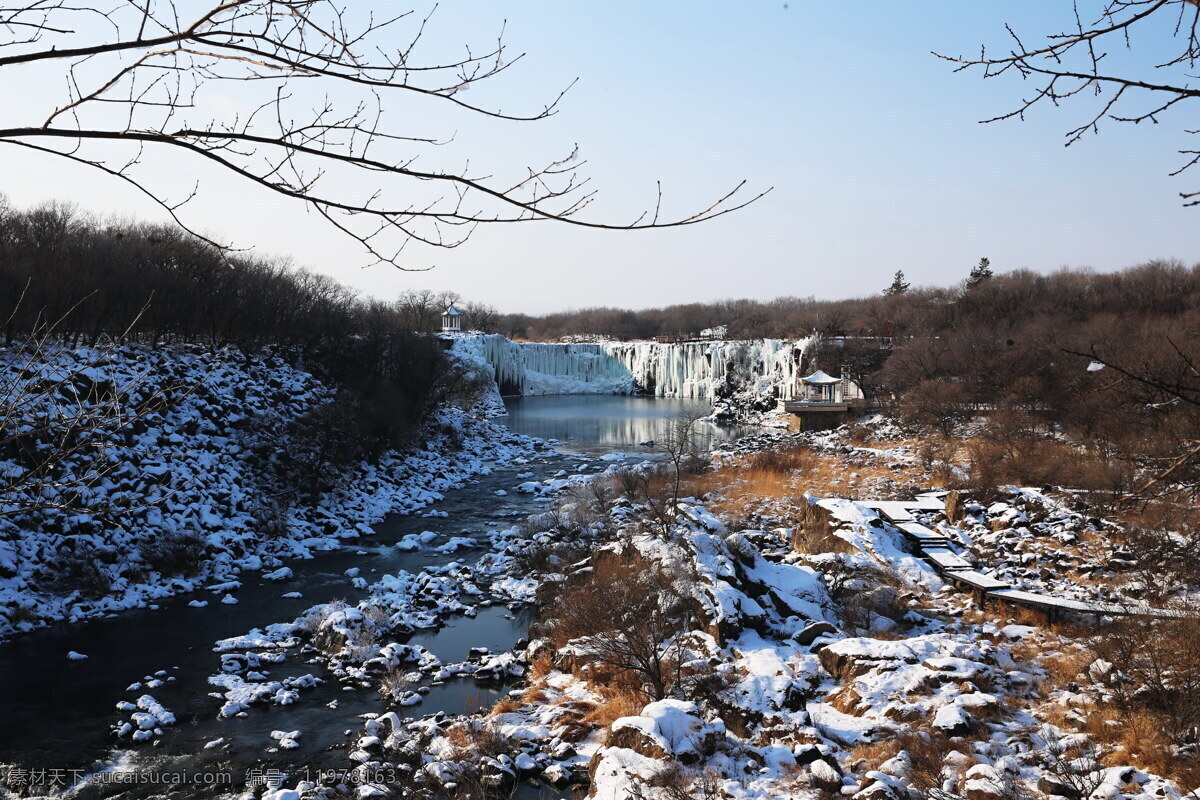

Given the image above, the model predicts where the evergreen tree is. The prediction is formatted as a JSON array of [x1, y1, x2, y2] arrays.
[[966, 257, 994, 289], [884, 269, 910, 296]]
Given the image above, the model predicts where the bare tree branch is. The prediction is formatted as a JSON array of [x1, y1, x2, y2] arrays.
[[936, 1, 1200, 206], [0, 1, 768, 269]]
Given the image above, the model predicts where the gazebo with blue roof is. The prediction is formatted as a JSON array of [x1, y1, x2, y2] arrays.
[[440, 303, 463, 332]]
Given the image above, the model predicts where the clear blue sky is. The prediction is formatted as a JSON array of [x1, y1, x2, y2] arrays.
[[0, 2, 1195, 313]]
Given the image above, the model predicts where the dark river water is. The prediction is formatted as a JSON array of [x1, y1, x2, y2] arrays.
[[0, 396, 751, 797]]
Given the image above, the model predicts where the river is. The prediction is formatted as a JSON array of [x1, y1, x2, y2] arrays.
[[0, 396, 753, 797], [502, 395, 760, 455]]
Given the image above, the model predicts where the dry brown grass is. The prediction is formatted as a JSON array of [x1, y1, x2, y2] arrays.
[[490, 697, 523, 716], [1068, 704, 1200, 788], [1009, 604, 1055, 629], [1015, 619, 1200, 789], [378, 666, 413, 702], [1081, 706, 1171, 772], [444, 719, 512, 756], [528, 655, 553, 681], [522, 686, 549, 704], [1038, 647, 1095, 690], [851, 728, 976, 791], [581, 686, 645, 729], [698, 444, 923, 527], [956, 435, 1135, 503], [849, 737, 906, 770]]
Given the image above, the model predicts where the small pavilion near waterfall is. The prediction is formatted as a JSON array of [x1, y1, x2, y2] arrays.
[[797, 369, 845, 403], [781, 368, 867, 430], [441, 304, 464, 333]]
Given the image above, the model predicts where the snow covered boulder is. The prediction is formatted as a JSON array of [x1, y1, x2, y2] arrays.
[[964, 764, 1006, 800], [855, 770, 908, 800], [542, 762, 574, 787], [819, 637, 923, 681], [606, 700, 724, 765], [513, 752, 540, 777], [270, 729, 301, 750], [1037, 775, 1078, 799], [931, 702, 972, 737], [809, 757, 843, 792], [312, 605, 376, 655], [795, 620, 838, 647], [589, 747, 670, 800], [113, 695, 176, 741], [473, 652, 525, 681]]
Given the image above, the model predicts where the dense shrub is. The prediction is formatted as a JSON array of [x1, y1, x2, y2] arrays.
[[1091, 616, 1200, 743], [47, 552, 112, 598], [140, 531, 208, 577]]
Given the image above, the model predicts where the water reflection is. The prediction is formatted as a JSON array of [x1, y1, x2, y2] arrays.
[[502, 395, 759, 454]]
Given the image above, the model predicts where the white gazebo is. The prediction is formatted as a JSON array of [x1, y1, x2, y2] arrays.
[[797, 369, 845, 403], [440, 303, 464, 332], [783, 368, 866, 428]]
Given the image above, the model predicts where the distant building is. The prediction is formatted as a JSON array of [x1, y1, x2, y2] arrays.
[[441, 303, 463, 332], [700, 325, 727, 340]]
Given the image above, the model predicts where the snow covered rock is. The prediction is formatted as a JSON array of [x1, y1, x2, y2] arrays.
[[270, 729, 301, 750], [113, 695, 175, 742], [607, 700, 725, 765], [932, 702, 972, 737], [809, 758, 843, 792], [964, 764, 1006, 800]]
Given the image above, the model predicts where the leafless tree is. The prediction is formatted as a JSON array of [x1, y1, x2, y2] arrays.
[[1089, 613, 1200, 743], [544, 555, 695, 702], [461, 300, 498, 333], [0, 1, 766, 268], [1034, 729, 1107, 800], [937, 1, 1200, 205], [657, 400, 711, 510], [394, 289, 439, 332], [1066, 341, 1200, 503], [896, 729, 1029, 800]]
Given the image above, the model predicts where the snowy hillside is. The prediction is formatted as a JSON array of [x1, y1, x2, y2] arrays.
[[0, 343, 536, 639]]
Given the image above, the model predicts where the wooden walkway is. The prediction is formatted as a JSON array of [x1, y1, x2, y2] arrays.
[[858, 497, 1186, 620]]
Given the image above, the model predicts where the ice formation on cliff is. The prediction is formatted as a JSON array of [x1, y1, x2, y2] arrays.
[[452, 334, 818, 406]]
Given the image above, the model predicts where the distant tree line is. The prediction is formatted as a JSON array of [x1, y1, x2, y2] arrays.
[[495, 260, 1200, 344], [394, 289, 499, 335], [496, 260, 1200, 503], [0, 199, 476, 447]]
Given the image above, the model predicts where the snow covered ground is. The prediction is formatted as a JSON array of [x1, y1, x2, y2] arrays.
[[7, 341, 1197, 800], [0, 343, 541, 639], [377, 420, 1197, 800]]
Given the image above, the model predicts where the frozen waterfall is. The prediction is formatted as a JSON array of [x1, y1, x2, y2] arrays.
[[452, 334, 817, 404]]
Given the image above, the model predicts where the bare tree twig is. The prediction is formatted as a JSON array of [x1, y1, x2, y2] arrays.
[[936, 1, 1200, 206], [0, 1, 768, 268]]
